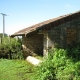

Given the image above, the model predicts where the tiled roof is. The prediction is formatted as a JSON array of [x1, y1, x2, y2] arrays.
[[11, 10, 80, 37]]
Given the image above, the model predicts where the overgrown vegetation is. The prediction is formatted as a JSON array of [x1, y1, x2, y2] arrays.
[[0, 36, 23, 59], [1, 34, 80, 80], [35, 43, 80, 80]]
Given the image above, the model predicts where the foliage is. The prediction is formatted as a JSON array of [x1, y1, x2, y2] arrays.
[[34, 49, 56, 80], [0, 36, 23, 59], [0, 33, 8, 37], [66, 42, 80, 61], [35, 43, 80, 80]]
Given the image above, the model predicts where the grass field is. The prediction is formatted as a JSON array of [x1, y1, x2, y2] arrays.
[[0, 59, 37, 80]]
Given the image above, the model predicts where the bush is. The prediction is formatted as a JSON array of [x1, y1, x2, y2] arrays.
[[66, 42, 80, 61], [34, 49, 56, 80], [0, 36, 23, 59], [35, 44, 80, 80]]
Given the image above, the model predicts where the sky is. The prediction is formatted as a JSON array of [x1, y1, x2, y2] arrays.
[[0, 0, 80, 35]]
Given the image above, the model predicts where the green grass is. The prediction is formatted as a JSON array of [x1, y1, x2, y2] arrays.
[[0, 59, 37, 80]]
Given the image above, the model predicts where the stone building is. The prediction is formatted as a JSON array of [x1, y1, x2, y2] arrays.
[[11, 10, 80, 57]]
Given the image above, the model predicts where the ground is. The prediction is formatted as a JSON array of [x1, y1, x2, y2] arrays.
[[0, 59, 37, 80]]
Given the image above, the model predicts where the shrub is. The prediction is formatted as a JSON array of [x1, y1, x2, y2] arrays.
[[66, 42, 80, 61], [35, 44, 80, 80], [34, 49, 56, 80], [0, 36, 23, 59]]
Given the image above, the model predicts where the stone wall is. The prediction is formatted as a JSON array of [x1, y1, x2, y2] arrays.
[[22, 17, 80, 57], [66, 28, 76, 44], [48, 26, 63, 48], [48, 17, 80, 49], [22, 31, 43, 57], [62, 17, 80, 45]]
